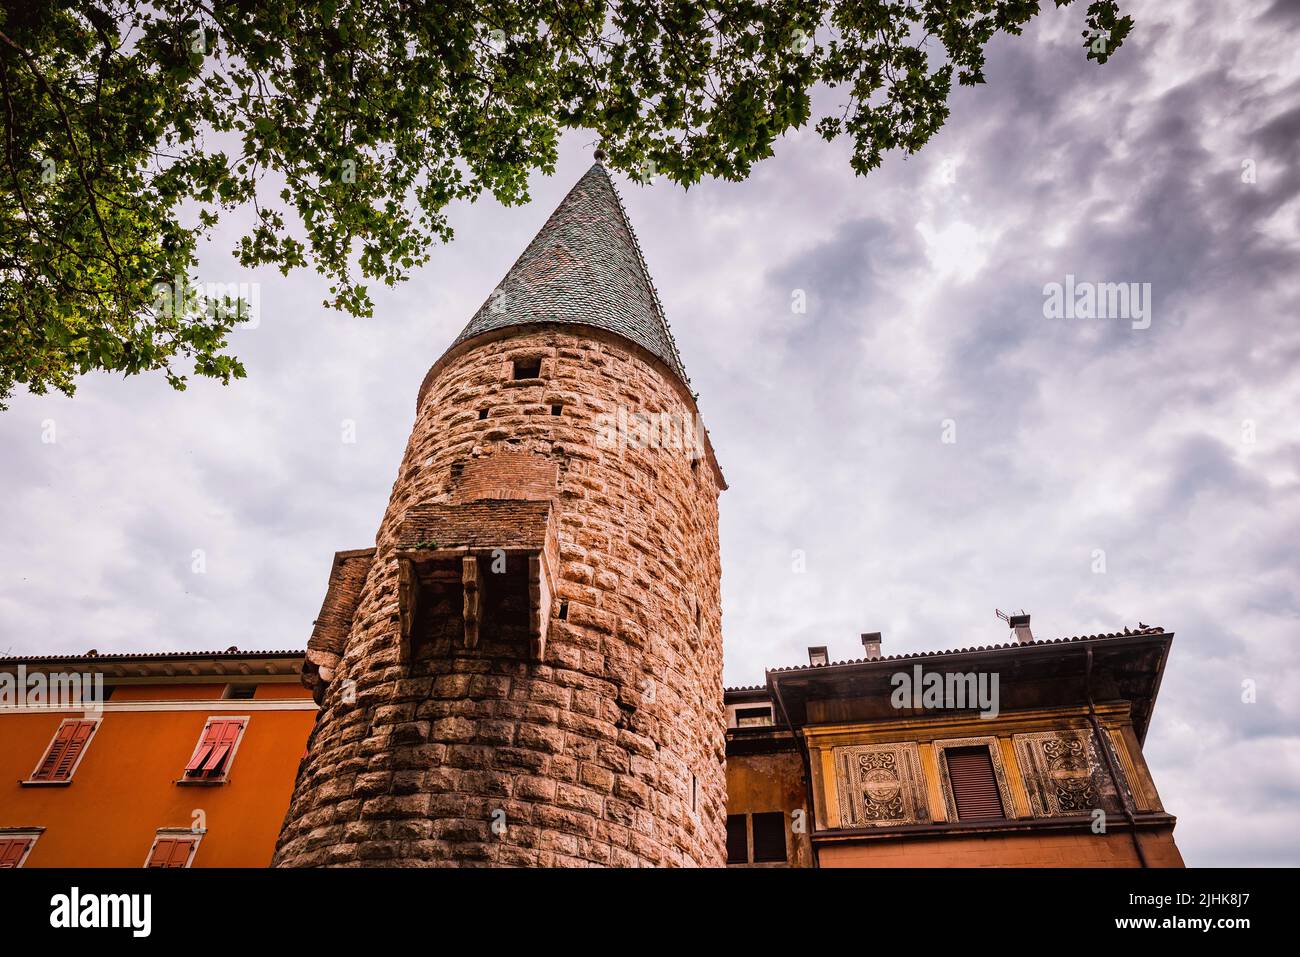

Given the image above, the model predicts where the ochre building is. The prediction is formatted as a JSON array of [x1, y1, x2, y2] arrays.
[[725, 620, 1183, 868]]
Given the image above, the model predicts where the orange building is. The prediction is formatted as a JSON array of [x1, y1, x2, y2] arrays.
[[0, 649, 314, 868]]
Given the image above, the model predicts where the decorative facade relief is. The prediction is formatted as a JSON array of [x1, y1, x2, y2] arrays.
[[834, 743, 930, 827], [1013, 729, 1128, 817]]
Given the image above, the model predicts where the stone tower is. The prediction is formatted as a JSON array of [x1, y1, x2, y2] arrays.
[[273, 160, 727, 867]]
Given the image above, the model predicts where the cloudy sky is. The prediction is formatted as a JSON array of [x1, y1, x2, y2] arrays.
[[3, 0, 1298, 866]]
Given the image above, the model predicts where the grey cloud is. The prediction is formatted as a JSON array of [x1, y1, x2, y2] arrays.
[[2, 0, 1298, 866]]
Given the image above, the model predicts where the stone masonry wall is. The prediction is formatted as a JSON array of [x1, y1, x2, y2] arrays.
[[273, 328, 725, 867]]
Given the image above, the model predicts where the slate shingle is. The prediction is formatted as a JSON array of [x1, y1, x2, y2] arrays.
[[447, 162, 689, 385]]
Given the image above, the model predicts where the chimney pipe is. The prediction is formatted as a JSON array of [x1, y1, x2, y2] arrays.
[[1008, 613, 1034, 644], [860, 632, 883, 659]]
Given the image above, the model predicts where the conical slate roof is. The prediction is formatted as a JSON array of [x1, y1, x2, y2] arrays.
[[447, 162, 689, 385]]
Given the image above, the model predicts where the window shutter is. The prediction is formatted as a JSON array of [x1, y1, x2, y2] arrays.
[[185, 719, 245, 778], [146, 839, 176, 868], [0, 838, 31, 868], [725, 815, 748, 864], [32, 720, 96, 781], [201, 720, 243, 775], [945, 746, 1006, 821], [750, 811, 788, 863], [184, 722, 222, 773], [147, 837, 194, 868], [168, 839, 195, 867]]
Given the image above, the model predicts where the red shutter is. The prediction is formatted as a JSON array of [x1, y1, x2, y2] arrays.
[[168, 839, 195, 867], [185, 719, 245, 778], [201, 720, 243, 775], [184, 722, 222, 773], [31, 720, 96, 781], [0, 838, 31, 868], [946, 747, 1006, 821], [146, 839, 175, 867], [146, 837, 195, 868]]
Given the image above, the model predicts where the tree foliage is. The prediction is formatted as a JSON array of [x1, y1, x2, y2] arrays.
[[0, 0, 1131, 406]]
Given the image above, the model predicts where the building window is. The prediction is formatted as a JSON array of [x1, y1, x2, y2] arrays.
[[550, 404, 563, 416], [182, 718, 247, 783], [28, 718, 98, 783], [0, 832, 40, 868], [751, 811, 788, 863], [945, 746, 1006, 821], [223, 684, 256, 700], [735, 706, 773, 728], [726, 815, 749, 864], [478, 408, 489, 420], [512, 357, 542, 380], [144, 831, 200, 868]]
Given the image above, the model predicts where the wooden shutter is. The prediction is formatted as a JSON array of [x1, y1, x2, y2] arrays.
[[750, 811, 788, 863], [31, 720, 96, 781], [185, 719, 244, 778], [725, 815, 748, 864], [184, 722, 221, 774], [147, 837, 195, 868], [945, 746, 1006, 821], [200, 720, 243, 775], [0, 838, 31, 868]]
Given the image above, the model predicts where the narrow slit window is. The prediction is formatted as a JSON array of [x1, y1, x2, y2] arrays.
[[223, 684, 256, 700], [512, 358, 542, 380], [550, 404, 563, 416]]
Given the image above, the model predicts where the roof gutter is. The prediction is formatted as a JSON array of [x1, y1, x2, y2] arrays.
[[769, 673, 820, 869], [1085, 646, 1147, 868]]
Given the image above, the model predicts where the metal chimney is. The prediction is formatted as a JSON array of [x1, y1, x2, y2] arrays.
[[1009, 613, 1034, 644]]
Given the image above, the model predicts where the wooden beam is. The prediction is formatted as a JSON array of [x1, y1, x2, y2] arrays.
[[528, 554, 549, 661], [397, 557, 417, 662], [462, 556, 483, 649]]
